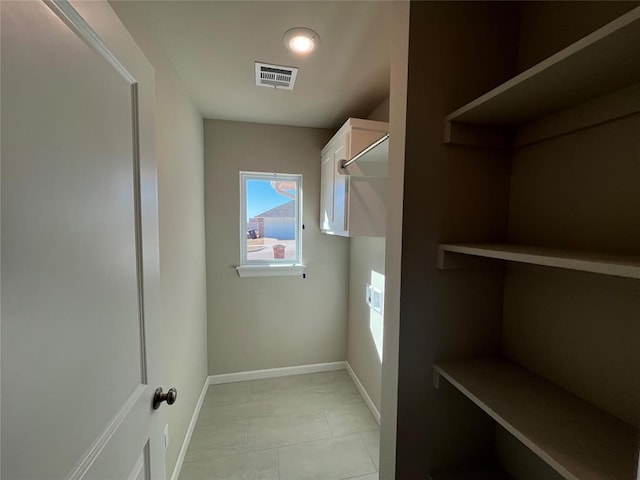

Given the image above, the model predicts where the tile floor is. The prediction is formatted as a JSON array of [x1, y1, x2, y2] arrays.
[[179, 370, 380, 480]]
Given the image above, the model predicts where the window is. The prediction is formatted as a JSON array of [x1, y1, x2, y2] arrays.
[[237, 172, 304, 277]]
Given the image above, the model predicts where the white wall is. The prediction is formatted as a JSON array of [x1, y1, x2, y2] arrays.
[[348, 237, 385, 409], [346, 98, 389, 413], [154, 59, 208, 479], [379, 5, 409, 476], [109, 4, 209, 476], [204, 120, 350, 375]]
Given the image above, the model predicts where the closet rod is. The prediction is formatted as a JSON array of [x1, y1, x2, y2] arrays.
[[340, 133, 389, 169]]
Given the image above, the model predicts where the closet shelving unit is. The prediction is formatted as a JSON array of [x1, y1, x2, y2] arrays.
[[435, 6, 640, 480], [444, 7, 640, 148], [438, 244, 640, 280], [433, 358, 637, 480]]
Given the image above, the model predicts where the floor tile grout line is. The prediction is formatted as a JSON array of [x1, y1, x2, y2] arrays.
[[246, 410, 335, 452], [180, 447, 279, 467], [181, 418, 252, 466], [341, 473, 378, 480], [244, 418, 250, 456], [209, 402, 360, 427], [359, 431, 379, 473], [182, 371, 379, 477], [246, 430, 380, 455], [246, 431, 333, 455], [183, 426, 379, 463], [323, 409, 337, 437]]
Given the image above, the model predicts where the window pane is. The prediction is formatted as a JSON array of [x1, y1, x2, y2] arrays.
[[245, 178, 297, 262]]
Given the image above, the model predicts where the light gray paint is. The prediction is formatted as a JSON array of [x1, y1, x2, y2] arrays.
[[348, 237, 385, 411], [503, 8, 640, 428], [495, 427, 563, 480], [392, 3, 519, 477], [502, 264, 640, 428], [153, 57, 208, 480], [104, 1, 391, 129], [204, 120, 349, 375], [508, 109, 640, 254], [367, 98, 390, 124], [517, 1, 638, 72], [110, 4, 209, 476], [495, 4, 640, 476], [346, 98, 389, 413], [379, 4, 409, 478], [504, 106, 640, 430]]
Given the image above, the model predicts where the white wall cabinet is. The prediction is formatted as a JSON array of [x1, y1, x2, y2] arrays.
[[320, 118, 388, 237]]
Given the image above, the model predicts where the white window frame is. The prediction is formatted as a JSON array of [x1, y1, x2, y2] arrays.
[[237, 171, 304, 277]]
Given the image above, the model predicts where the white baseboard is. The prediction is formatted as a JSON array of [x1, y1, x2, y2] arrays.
[[346, 362, 381, 425], [170, 377, 209, 480], [208, 361, 347, 385]]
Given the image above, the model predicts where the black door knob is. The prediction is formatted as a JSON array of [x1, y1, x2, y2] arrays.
[[153, 387, 177, 410]]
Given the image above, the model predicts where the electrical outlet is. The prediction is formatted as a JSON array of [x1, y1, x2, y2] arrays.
[[365, 283, 373, 306], [164, 424, 169, 450], [372, 288, 383, 314]]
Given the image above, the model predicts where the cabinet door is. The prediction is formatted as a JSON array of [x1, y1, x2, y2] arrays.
[[332, 142, 349, 234], [320, 151, 334, 231]]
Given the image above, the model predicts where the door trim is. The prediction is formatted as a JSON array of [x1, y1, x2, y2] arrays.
[[44, 0, 135, 83], [45, 0, 150, 388]]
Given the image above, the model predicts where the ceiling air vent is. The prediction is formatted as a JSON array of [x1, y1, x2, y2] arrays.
[[255, 62, 298, 90]]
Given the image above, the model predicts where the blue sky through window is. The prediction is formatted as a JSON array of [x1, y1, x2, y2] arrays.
[[247, 179, 295, 217]]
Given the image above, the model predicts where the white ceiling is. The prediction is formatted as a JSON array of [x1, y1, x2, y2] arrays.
[[111, 1, 392, 129]]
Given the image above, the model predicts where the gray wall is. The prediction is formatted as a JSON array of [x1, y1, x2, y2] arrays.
[[497, 5, 640, 474], [504, 112, 640, 429], [348, 237, 385, 410], [110, 4, 209, 476], [347, 98, 389, 413], [393, 3, 519, 477], [379, 4, 409, 476], [154, 57, 208, 479], [204, 120, 349, 375], [502, 2, 640, 444], [516, 1, 638, 72]]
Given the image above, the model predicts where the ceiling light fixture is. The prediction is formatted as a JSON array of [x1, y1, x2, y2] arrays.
[[283, 27, 320, 55]]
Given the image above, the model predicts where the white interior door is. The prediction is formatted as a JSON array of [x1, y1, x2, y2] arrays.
[[1, 1, 166, 479]]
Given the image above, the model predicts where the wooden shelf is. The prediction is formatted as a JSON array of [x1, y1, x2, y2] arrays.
[[445, 7, 640, 146], [438, 243, 640, 279], [429, 464, 513, 480], [433, 357, 638, 480]]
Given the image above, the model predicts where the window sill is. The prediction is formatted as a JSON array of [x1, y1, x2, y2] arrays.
[[236, 264, 306, 278]]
